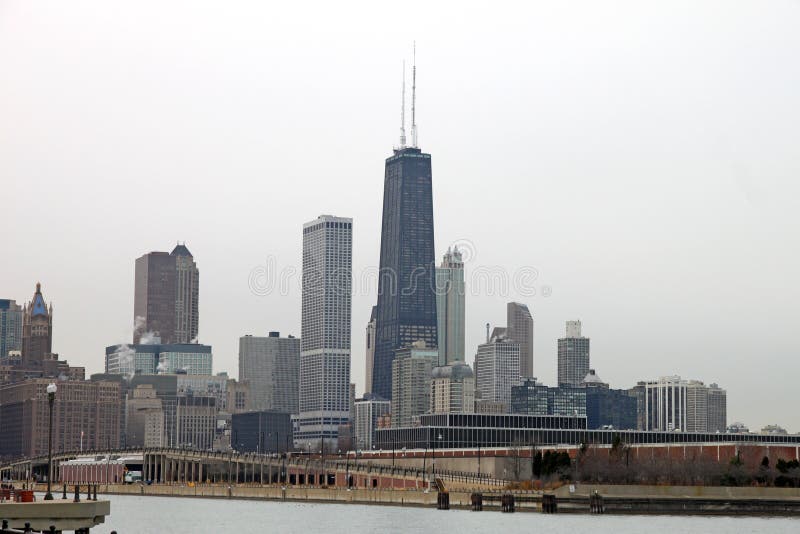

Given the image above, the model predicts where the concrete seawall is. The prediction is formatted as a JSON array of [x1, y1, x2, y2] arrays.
[[80, 483, 800, 516]]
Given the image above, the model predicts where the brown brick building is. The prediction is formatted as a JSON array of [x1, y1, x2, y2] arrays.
[[0, 379, 122, 459]]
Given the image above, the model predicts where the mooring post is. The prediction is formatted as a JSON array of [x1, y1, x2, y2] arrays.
[[74, 484, 80, 502], [62, 483, 67, 500]]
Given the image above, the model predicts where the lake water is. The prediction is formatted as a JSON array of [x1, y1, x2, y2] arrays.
[[89, 494, 800, 533]]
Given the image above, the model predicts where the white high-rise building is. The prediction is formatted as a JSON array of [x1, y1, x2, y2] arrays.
[[644, 376, 727, 432], [557, 320, 590, 387], [353, 396, 390, 451], [431, 361, 475, 413], [474, 331, 520, 412], [297, 215, 353, 450], [435, 248, 465, 365]]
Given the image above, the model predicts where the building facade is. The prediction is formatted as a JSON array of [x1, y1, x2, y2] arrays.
[[239, 332, 300, 414], [557, 320, 590, 387], [353, 395, 391, 451], [105, 343, 213, 376], [644, 376, 726, 433], [430, 361, 475, 414], [297, 215, 353, 449], [510, 378, 587, 417], [231, 411, 293, 453], [582, 370, 638, 430], [0, 378, 122, 458], [0, 299, 23, 360], [125, 384, 165, 447], [373, 143, 438, 401], [134, 244, 199, 344], [435, 248, 465, 366], [474, 333, 520, 412], [506, 303, 533, 379], [391, 341, 439, 427]]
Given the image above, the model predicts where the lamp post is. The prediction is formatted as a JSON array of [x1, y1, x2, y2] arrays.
[[44, 383, 57, 500]]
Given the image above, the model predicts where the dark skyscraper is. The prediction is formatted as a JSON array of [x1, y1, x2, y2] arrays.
[[133, 244, 199, 344], [373, 58, 437, 399]]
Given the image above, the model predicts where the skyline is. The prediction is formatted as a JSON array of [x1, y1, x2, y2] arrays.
[[2, 0, 799, 433]]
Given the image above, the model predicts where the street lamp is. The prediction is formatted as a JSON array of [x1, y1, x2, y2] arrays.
[[44, 383, 57, 500]]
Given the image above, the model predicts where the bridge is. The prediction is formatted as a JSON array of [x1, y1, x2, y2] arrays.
[[0, 448, 506, 492]]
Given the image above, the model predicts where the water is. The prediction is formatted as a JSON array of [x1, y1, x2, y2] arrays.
[[88, 494, 800, 534]]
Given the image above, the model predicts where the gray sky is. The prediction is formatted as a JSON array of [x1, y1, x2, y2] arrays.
[[2, 1, 799, 432]]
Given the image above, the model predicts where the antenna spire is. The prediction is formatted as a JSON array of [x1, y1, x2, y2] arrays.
[[411, 41, 418, 148], [399, 61, 407, 148]]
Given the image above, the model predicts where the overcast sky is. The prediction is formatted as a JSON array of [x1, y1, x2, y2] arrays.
[[2, 1, 799, 432]]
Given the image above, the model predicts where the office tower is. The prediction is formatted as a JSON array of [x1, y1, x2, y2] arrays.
[[685, 380, 709, 433], [435, 248, 465, 365], [581, 370, 637, 430], [239, 332, 300, 414], [707, 383, 727, 433], [506, 302, 533, 378], [126, 384, 165, 447], [364, 306, 377, 394], [391, 340, 439, 427], [353, 395, 391, 450], [643, 376, 727, 432], [0, 378, 122, 457], [134, 244, 199, 344], [557, 320, 590, 386], [644, 376, 687, 431], [105, 342, 213, 376], [430, 361, 475, 414], [0, 299, 23, 360], [231, 411, 293, 453], [297, 215, 353, 449], [474, 331, 520, 412], [21, 283, 53, 370], [373, 62, 438, 400], [510, 378, 586, 417], [172, 244, 199, 344]]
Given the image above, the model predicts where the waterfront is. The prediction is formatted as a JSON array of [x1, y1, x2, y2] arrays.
[[89, 494, 800, 534]]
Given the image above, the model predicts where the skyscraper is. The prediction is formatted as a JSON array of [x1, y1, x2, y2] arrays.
[[134, 244, 199, 344], [557, 320, 590, 387], [172, 244, 199, 344], [474, 331, 520, 411], [390, 340, 439, 427], [239, 332, 300, 414], [21, 283, 53, 370], [436, 248, 465, 365], [506, 302, 533, 378], [364, 306, 377, 394], [373, 62, 437, 400], [0, 299, 23, 360], [297, 215, 353, 449]]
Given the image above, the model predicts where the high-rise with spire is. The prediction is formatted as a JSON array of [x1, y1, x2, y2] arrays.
[[372, 50, 438, 400], [21, 282, 53, 369], [436, 247, 465, 365]]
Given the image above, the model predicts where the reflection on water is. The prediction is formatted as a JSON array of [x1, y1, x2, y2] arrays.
[[91, 493, 800, 534]]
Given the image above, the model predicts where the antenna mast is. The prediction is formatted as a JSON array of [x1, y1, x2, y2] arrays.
[[399, 61, 407, 148], [411, 41, 418, 147]]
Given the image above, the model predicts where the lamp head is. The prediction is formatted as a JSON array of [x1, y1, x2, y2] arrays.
[[46, 383, 57, 395]]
